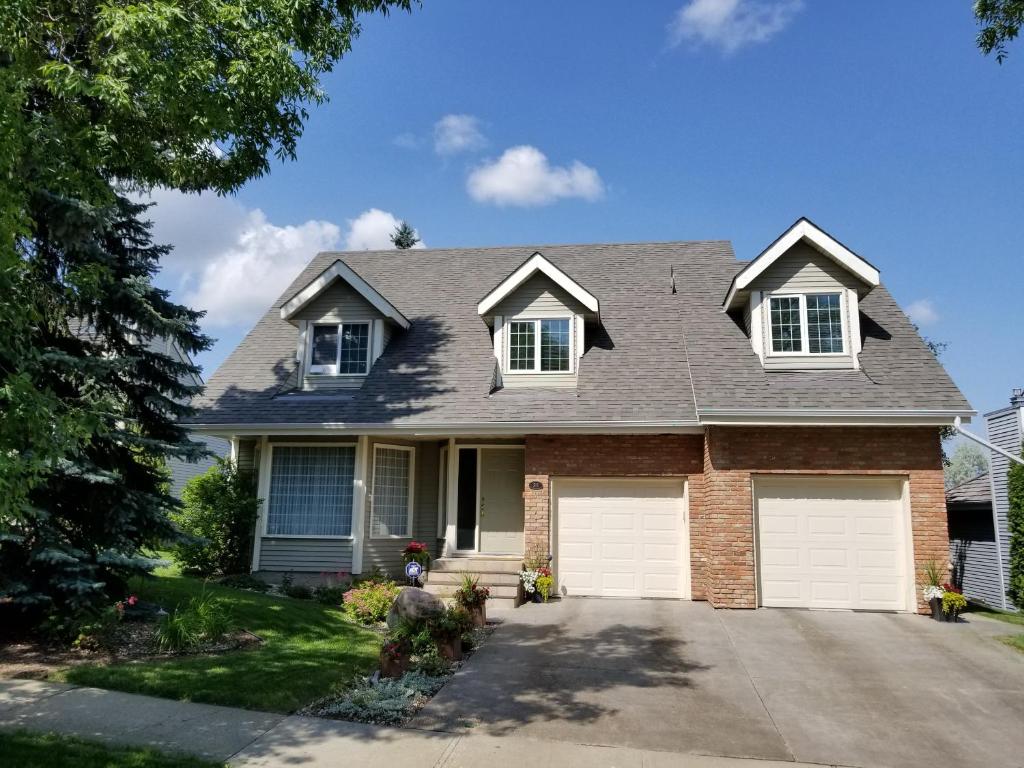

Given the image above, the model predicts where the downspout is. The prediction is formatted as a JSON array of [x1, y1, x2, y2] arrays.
[[954, 417, 1024, 610]]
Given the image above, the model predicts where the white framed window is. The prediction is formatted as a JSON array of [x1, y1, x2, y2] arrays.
[[371, 444, 415, 538], [309, 322, 370, 375], [768, 293, 845, 356], [265, 444, 355, 538], [506, 317, 572, 373]]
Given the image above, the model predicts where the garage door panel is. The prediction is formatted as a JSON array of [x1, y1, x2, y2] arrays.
[[758, 476, 908, 612], [556, 479, 688, 599]]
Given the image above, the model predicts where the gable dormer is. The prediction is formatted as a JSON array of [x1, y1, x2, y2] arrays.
[[478, 252, 599, 389], [723, 218, 880, 371], [280, 260, 410, 390]]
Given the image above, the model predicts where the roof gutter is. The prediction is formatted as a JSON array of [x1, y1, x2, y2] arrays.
[[699, 408, 975, 426], [954, 416, 1024, 467]]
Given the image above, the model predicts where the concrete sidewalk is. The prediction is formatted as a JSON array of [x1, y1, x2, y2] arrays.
[[0, 679, 847, 768]]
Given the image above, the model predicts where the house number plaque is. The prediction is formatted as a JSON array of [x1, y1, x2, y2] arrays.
[[528, 481, 543, 490]]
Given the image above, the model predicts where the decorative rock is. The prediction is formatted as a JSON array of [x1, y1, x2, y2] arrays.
[[386, 587, 443, 629]]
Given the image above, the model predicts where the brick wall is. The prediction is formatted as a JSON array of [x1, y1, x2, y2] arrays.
[[703, 426, 947, 612], [523, 434, 705, 593]]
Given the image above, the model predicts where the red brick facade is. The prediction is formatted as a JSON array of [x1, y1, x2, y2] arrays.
[[525, 427, 947, 614]]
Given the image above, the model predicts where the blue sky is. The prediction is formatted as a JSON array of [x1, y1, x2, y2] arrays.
[[151, 0, 1023, 426]]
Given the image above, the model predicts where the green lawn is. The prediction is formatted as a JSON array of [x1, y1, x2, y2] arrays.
[[55, 571, 381, 713], [969, 606, 1024, 653], [0, 731, 222, 768]]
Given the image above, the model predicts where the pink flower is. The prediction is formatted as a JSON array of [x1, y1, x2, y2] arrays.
[[127, 595, 138, 606]]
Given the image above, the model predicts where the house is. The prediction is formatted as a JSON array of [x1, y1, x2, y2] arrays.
[[189, 218, 973, 612], [946, 473, 1003, 607]]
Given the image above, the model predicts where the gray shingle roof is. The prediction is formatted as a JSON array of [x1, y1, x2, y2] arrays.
[[189, 239, 971, 429], [946, 473, 991, 506]]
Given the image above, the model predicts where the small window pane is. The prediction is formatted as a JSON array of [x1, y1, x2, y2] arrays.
[[770, 296, 802, 353], [267, 446, 354, 536], [806, 293, 844, 354], [540, 318, 570, 371], [311, 326, 338, 367], [372, 447, 412, 537], [509, 321, 535, 371], [338, 323, 369, 374]]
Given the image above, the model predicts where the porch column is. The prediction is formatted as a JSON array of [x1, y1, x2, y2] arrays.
[[444, 437, 457, 556], [351, 435, 369, 574]]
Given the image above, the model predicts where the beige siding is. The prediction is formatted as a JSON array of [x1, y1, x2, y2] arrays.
[[361, 439, 442, 578], [491, 273, 591, 318], [748, 241, 865, 294]]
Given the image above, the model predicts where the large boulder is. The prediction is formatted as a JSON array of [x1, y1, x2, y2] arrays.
[[387, 587, 444, 629]]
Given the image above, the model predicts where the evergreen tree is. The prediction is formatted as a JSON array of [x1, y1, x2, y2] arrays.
[[0, 194, 210, 625], [390, 221, 421, 249]]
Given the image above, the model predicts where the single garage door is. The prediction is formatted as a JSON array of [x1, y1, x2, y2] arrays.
[[555, 478, 689, 599], [756, 475, 909, 611]]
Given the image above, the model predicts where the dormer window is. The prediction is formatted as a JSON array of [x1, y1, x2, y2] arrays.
[[309, 322, 370, 375], [508, 318, 572, 373], [768, 293, 845, 356]]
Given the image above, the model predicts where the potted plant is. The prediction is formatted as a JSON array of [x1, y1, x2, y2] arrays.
[[922, 561, 945, 620], [402, 541, 431, 584], [379, 637, 410, 678], [941, 583, 967, 622], [453, 574, 490, 627], [536, 570, 553, 602], [429, 606, 472, 661]]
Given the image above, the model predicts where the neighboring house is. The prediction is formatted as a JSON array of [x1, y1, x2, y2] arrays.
[[981, 389, 1024, 610], [946, 473, 1003, 607], [189, 218, 973, 611]]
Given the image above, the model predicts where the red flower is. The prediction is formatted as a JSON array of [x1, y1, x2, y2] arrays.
[[942, 583, 963, 595], [404, 541, 428, 554]]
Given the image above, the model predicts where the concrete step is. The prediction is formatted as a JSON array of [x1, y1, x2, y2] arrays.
[[424, 583, 519, 600], [435, 595, 518, 610], [425, 570, 521, 586], [431, 557, 522, 574]]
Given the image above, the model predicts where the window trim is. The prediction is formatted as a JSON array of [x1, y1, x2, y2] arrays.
[[504, 316, 574, 375], [438, 445, 448, 540], [307, 321, 372, 376], [263, 442, 357, 540], [766, 292, 847, 358], [370, 443, 416, 540]]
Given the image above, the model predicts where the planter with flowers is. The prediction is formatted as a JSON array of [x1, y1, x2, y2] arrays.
[[379, 637, 411, 678], [428, 606, 473, 661], [453, 574, 490, 627], [402, 541, 432, 585], [520, 558, 554, 603], [922, 561, 947, 620], [941, 583, 967, 622]]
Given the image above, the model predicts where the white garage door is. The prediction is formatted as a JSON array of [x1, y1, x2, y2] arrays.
[[555, 478, 689, 599], [756, 476, 910, 611]]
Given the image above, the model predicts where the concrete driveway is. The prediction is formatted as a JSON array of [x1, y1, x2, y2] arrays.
[[410, 600, 1024, 768]]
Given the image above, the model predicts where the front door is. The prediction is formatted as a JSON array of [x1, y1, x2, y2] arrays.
[[478, 449, 525, 555]]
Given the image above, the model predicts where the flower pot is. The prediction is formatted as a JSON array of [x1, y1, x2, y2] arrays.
[[468, 603, 486, 628], [531, 590, 543, 603], [379, 650, 409, 678], [436, 634, 463, 661], [929, 597, 943, 621], [943, 609, 961, 623]]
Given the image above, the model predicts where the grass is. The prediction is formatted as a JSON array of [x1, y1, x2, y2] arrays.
[[55, 569, 381, 713], [0, 731, 223, 768], [968, 606, 1024, 654]]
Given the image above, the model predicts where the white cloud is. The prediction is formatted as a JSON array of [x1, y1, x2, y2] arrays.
[[142, 191, 420, 330], [668, 0, 802, 54], [906, 299, 940, 327], [433, 114, 486, 156], [344, 208, 425, 251], [466, 145, 605, 207]]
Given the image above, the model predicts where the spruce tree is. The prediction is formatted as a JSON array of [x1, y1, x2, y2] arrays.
[[390, 221, 420, 249], [0, 194, 210, 626]]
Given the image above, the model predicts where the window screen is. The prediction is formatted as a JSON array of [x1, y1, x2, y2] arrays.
[[266, 446, 355, 536], [371, 447, 412, 537], [806, 293, 844, 354], [770, 296, 802, 353], [540, 318, 570, 371]]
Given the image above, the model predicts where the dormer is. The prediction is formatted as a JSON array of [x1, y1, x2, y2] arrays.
[[280, 260, 410, 390], [478, 252, 599, 389], [723, 218, 880, 371]]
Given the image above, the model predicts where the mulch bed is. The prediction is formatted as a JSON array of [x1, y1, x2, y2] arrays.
[[0, 622, 263, 681]]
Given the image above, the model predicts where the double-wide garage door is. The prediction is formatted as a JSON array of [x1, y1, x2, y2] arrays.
[[555, 478, 689, 599], [756, 476, 910, 611]]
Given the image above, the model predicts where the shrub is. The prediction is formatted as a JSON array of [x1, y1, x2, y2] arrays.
[[73, 605, 123, 650], [342, 580, 400, 624], [412, 649, 452, 677], [322, 671, 447, 725], [155, 592, 234, 652], [427, 605, 472, 639], [1008, 460, 1024, 607], [389, 618, 434, 655], [314, 583, 347, 605], [942, 590, 968, 616], [171, 459, 260, 577]]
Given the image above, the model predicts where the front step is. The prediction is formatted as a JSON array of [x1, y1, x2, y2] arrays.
[[426, 570, 521, 586], [431, 556, 522, 574], [424, 582, 519, 600], [424, 556, 524, 608]]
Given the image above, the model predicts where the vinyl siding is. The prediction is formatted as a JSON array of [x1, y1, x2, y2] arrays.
[[167, 435, 230, 498], [949, 506, 1004, 608], [259, 539, 353, 572], [297, 281, 385, 391], [754, 244, 858, 370], [237, 439, 257, 477], [986, 407, 1022, 609], [361, 440, 442, 578]]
